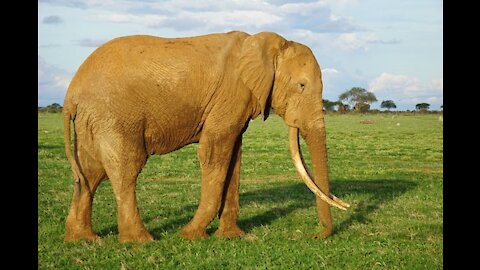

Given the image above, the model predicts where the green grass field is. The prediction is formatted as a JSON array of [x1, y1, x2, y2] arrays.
[[38, 113, 443, 269]]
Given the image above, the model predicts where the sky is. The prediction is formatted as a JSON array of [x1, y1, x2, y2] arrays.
[[38, 0, 443, 110]]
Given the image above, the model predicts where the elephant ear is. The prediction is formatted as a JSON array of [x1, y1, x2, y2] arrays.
[[237, 32, 288, 120]]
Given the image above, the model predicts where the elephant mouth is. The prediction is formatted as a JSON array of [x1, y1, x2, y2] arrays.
[[288, 127, 350, 211]]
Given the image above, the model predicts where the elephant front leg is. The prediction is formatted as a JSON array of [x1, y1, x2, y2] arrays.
[[214, 137, 245, 238], [180, 133, 238, 240]]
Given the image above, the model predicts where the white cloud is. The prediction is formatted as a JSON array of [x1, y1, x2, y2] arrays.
[[289, 29, 356, 52], [40, 0, 376, 54], [321, 68, 339, 77], [367, 39, 401, 45], [39, 0, 139, 10], [324, 0, 358, 9], [334, 33, 400, 51], [430, 79, 443, 91], [85, 0, 360, 34], [321, 68, 339, 97], [369, 73, 413, 93], [369, 73, 443, 105], [97, 10, 281, 31], [39, 0, 88, 9], [74, 38, 108, 47], [96, 13, 167, 26], [38, 56, 72, 106], [53, 75, 70, 89], [166, 10, 282, 30], [279, 1, 329, 15], [334, 33, 365, 50]]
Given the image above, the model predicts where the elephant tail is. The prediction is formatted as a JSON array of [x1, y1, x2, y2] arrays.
[[63, 103, 84, 187]]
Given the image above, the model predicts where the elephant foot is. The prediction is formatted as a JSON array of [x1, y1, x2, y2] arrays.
[[313, 227, 333, 239], [214, 225, 245, 239], [119, 228, 154, 243], [180, 224, 207, 240], [64, 228, 100, 242]]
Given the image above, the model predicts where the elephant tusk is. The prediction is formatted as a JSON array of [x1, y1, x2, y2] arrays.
[[288, 127, 349, 211], [295, 141, 351, 209], [331, 194, 351, 208]]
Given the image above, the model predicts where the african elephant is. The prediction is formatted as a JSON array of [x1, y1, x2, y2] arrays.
[[63, 31, 349, 243]]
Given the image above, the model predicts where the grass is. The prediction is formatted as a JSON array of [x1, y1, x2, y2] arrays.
[[38, 112, 443, 269]]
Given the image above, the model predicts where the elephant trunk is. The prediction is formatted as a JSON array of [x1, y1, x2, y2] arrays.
[[288, 126, 350, 236]]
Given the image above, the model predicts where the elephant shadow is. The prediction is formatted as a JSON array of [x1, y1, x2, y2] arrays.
[[38, 144, 63, 150], [97, 179, 417, 238], [236, 179, 417, 234], [331, 179, 418, 234]]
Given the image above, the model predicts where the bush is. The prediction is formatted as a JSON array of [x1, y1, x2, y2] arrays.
[[39, 103, 63, 113]]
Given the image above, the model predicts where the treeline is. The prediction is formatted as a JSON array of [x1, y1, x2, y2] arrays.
[[38, 103, 63, 113], [323, 87, 442, 113]]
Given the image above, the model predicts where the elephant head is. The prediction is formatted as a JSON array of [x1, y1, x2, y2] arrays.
[[238, 32, 350, 237]]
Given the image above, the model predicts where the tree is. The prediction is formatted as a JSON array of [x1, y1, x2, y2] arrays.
[[339, 87, 377, 112], [44, 103, 63, 113], [415, 103, 430, 112], [49, 103, 62, 109], [322, 99, 338, 111], [380, 100, 397, 110]]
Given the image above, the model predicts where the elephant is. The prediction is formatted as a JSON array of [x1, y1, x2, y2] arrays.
[[63, 31, 350, 243]]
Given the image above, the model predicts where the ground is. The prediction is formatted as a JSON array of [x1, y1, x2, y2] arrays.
[[38, 112, 443, 269]]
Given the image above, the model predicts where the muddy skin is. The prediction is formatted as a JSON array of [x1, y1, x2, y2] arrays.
[[63, 31, 347, 242]]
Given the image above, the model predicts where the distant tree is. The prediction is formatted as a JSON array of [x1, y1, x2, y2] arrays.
[[339, 87, 377, 112], [415, 103, 430, 112], [380, 100, 397, 110], [49, 103, 62, 109], [322, 99, 338, 111], [45, 103, 63, 113]]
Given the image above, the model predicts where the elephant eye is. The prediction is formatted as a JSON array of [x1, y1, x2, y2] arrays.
[[298, 83, 305, 91]]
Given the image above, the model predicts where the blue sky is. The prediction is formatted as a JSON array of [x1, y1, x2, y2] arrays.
[[38, 0, 443, 110]]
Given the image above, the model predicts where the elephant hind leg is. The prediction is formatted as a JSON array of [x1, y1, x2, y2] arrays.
[[65, 146, 106, 242], [99, 135, 153, 243]]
